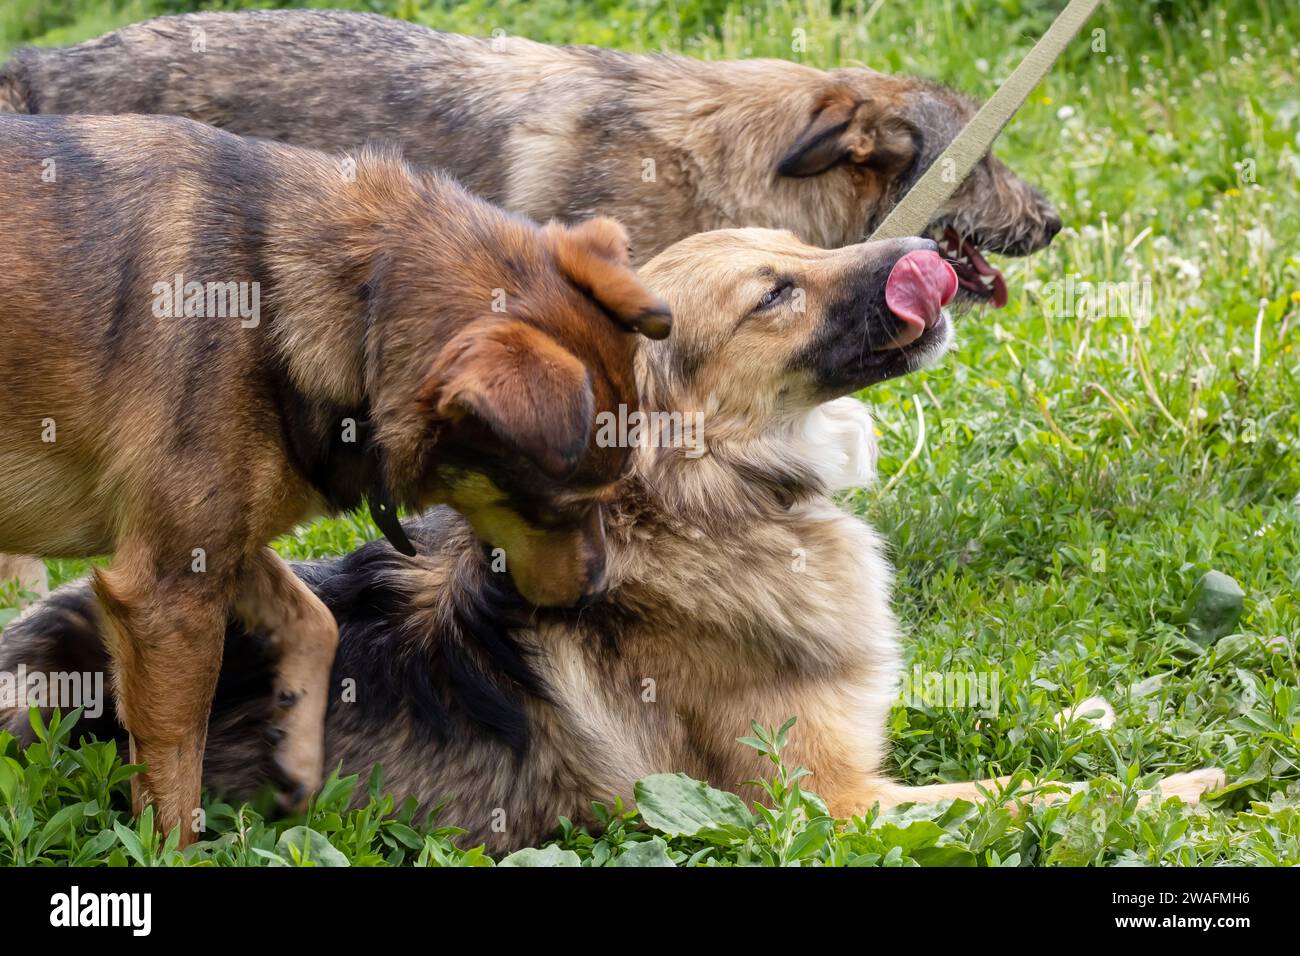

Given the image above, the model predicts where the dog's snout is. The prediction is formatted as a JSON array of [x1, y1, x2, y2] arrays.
[[894, 236, 940, 255], [856, 235, 938, 268], [1043, 211, 1063, 242]]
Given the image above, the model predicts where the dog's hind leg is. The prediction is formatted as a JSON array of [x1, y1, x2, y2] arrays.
[[232, 547, 338, 813], [834, 768, 1226, 819], [0, 578, 119, 744], [92, 540, 227, 848]]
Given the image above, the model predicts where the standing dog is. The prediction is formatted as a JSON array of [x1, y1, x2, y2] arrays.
[[0, 10, 1060, 278], [0, 229, 1221, 854], [0, 113, 668, 843]]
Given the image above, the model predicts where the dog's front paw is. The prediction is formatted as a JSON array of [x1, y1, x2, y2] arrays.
[[1052, 695, 1116, 730], [1154, 768, 1226, 806], [265, 688, 323, 815]]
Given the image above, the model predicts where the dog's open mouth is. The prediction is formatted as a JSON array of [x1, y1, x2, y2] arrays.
[[858, 248, 956, 368], [812, 249, 957, 393], [933, 226, 1008, 308]]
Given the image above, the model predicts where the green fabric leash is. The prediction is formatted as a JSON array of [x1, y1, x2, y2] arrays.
[[868, 0, 1103, 242]]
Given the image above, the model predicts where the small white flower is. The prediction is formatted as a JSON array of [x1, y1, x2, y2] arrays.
[[1245, 226, 1275, 255], [1169, 256, 1202, 284]]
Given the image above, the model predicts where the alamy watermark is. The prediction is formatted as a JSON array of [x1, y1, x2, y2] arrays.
[[151, 274, 261, 328], [899, 665, 999, 716], [0, 665, 105, 719], [595, 404, 706, 458], [1041, 274, 1152, 323], [49, 886, 150, 936]]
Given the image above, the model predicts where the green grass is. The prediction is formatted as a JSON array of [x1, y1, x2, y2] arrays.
[[2, 0, 1299, 865]]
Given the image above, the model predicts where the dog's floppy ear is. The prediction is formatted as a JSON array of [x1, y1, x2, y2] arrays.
[[428, 322, 595, 480], [778, 90, 916, 178], [543, 217, 673, 340]]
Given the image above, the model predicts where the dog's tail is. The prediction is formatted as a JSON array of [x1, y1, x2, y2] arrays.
[[0, 580, 120, 745], [0, 53, 36, 113], [0, 578, 277, 801]]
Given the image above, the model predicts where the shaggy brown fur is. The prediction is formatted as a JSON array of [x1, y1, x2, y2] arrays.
[[0, 10, 1060, 268], [0, 229, 1222, 854], [0, 113, 668, 844]]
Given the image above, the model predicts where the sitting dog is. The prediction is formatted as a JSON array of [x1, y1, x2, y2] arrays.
[[0, 113, 668, 844], [0, 228, 1222, 854]]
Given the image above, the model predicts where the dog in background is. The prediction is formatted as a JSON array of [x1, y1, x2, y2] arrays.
[[0, 228, 1221, 854], [0, 9, 1060, 282], [0, 113, 668, 843]]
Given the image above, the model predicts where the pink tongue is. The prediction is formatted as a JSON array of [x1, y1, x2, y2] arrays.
[[884, 251, 958, 346], [963, 239, 1009, 308]]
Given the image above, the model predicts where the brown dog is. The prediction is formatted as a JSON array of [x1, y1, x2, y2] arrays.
[[0, 113, 668, 844], [0, 228, 1223, 854], [0, 9, 1060, 278]]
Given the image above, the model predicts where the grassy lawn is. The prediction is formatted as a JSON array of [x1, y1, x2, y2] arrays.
[[1, 0, 1298, 865]]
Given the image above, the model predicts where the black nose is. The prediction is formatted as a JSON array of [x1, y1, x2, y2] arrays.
[[899, 236, 939, 254], [862, 235, 938, 261]]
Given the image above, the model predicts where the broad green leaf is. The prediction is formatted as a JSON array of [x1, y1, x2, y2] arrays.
[[0, 756, 17, 805], [385, 823, 424, 850], [872, 819, 947, 851], [634, 773, 753, 838], [75, 829, 121, 864], [275, 826, 350, 867], [498, 845, 581, 867], [609, 837, 675, 867], [33, 802, 86, 855], [911, 845, 977, 866], [112, 821, 147, 866], [1182, 570, 1244, 646], [786, 817, 833, 861]]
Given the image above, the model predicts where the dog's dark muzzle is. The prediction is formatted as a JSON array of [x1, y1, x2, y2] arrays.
[[795, 237, 952, 396]]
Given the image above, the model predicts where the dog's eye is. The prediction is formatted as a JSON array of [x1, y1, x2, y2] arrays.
[[757, 283, 792, 311]]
